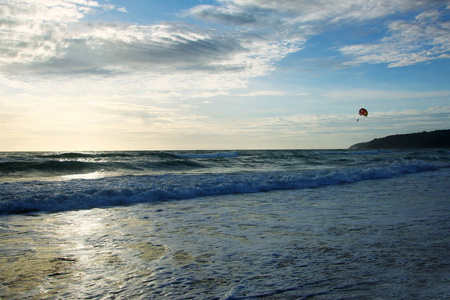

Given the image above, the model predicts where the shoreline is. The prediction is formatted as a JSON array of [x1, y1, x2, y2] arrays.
[[1, 169, 449, 299]]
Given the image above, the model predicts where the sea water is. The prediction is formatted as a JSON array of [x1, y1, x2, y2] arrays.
[[0, 149, 449, 299]]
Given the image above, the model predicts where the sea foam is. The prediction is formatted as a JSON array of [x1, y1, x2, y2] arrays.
[[0, 159, 438, 214]]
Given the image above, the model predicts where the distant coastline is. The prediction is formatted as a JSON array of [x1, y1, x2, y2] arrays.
[[349, 129, 450, 149]]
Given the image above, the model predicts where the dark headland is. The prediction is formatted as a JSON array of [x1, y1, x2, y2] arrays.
[[349, 129, 450, 149]]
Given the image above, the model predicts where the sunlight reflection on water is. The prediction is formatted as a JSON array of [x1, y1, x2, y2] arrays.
[[1, 169, 449, 299], [60, 171, 104, 181]]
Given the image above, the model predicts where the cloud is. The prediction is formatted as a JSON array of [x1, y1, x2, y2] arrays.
[[263, 106, 450, 137], [3, 0, 446, 81], [39, 23, 247, 74], [116, 7, 128, 13], [0, 0, 123, 68], [187, 0, 450, 70], [187, 4, 260, 26], [0, 0, 305, 79], [339, 8, 450, 67], [323, 89, 450, 101], [239, 90, 285, 96], [1, 0, 449, 103], [0, 0, 310, 104], [192, 0, 444, 24]]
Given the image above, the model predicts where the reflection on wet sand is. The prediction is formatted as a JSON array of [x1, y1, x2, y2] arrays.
[[0, 209, 164, 299]]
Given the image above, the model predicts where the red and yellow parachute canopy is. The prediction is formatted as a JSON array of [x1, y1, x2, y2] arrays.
[[359, 108, 368, 117]]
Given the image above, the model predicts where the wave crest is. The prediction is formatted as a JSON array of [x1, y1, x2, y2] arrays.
[[0, 160, 438, 214], [161, 151, 239, 159]]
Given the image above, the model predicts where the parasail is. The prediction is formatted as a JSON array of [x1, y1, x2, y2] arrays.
[[359, 108, 368, 117]]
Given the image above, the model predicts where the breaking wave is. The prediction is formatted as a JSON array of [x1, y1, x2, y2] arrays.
[[0, 160, 438, 214], [161, 151, 239, 159]]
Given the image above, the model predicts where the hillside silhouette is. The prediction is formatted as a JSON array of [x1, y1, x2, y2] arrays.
[[349, 130, 450, 149]]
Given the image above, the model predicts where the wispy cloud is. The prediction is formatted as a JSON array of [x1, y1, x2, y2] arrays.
[[339, 9, 450, 67], [323, 89, 450, 101], [190, 0, 444, 25], [186, 4, 261, 26], [0, 0, 449, 150], [1, 0, 448, 81], [0, 0, 303, 78], [0, 0, 309, 104], [264, 106, 450, 135], [0, 0, 101, 65], [189, 0, 450, 69], [239, 90, 286, 96]]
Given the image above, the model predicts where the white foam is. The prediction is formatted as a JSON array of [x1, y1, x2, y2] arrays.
[[1, 168, 449, 299], [0, 160, 438, 214], [162, 151, 239, 159]]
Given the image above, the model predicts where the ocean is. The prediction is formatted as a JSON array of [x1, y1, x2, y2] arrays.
[[0, 149, 449, 299]]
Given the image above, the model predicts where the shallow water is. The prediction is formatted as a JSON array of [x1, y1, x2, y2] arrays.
[[1, 169, 448, 299]]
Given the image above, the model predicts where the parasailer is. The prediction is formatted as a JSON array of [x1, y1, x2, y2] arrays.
[[359, 108, 368, 117], [357, 108, 368, 122]]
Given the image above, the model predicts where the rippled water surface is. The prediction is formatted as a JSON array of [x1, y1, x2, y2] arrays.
[[1, 168, 448, 299]]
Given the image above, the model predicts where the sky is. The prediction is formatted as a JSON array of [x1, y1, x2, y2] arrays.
[[0, 0, 449, 151]]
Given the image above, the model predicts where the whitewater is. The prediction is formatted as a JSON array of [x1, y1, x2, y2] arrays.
[[0, 149, 449, 299]]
